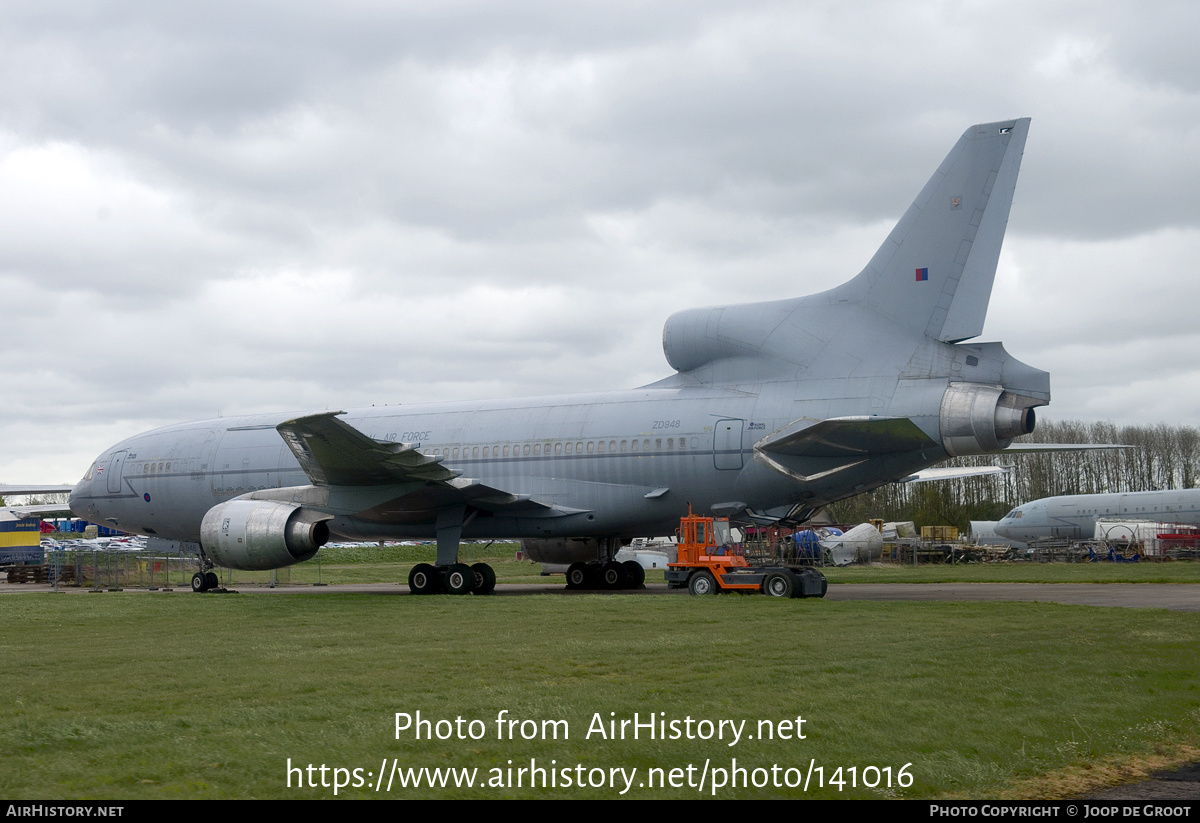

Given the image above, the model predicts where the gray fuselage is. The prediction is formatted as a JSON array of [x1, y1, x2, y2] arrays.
[[995, 490, 1200, 541], [70, 378, 955, 543]]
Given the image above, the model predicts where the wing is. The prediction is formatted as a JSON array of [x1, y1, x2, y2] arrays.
[[0, 484, 75, 495], [0, 485, 75, 519], [273, 412, 567, 518], [900, 465, 1010, 483], [3, 503, 75, 518], [276, 410, 459, 486]]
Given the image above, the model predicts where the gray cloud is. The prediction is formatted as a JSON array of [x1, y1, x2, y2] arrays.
[[2, 0, 1199, 484]]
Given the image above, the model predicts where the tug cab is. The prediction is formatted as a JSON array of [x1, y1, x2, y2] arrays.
[[667, 507, 827, 598]]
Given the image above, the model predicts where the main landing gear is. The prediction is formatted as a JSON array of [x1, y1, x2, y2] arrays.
[[564, 560, 646, 591], [406, 506, 498, 595], [407, 562, 497, 596]]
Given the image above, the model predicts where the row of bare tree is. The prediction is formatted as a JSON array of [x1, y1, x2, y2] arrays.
[[826, 420, 1200, 530]]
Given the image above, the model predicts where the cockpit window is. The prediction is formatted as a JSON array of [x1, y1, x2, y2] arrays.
[[1003, 509, 1022, 519], [82, 463, 96, 482]]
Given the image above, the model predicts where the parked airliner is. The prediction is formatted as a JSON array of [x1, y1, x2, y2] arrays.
[[995, 489, 1200, 542], [70, 118, 1049, 594]]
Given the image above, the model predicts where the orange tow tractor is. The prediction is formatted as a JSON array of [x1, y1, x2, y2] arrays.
[[665, 508, 827, 598]]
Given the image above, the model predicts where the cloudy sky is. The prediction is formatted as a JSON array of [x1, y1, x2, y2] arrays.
[[3, 1, 1199, 485]]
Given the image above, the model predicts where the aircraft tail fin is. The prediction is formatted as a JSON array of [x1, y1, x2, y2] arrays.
[[846, 118, 1029, 343], [657, 118, 1031, 381]]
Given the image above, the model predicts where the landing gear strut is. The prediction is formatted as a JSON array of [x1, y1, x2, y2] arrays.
[[406, 507, 498, 595], [191, 555, 220, 593]]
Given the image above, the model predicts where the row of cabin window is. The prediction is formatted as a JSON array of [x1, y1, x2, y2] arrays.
[[1080, 507, 1165, 514], [423, 437, 702, 460], [130, 436, 706, 474]]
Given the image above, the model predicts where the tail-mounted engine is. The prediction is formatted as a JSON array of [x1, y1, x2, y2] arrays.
[[939, 383, 1037, 457], [200, 499, 333, 571]]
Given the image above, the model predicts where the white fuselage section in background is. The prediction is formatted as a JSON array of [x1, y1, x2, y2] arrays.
[[995, 489, 1200, 542]]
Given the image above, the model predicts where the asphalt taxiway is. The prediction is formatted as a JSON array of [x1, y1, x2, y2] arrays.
[[7, 580, 1198, 611]]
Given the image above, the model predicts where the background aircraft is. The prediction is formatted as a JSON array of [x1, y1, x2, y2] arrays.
[[70, 117, 1050, 594], [995, 489, 1200, 542], [0, 485, 75, 519]]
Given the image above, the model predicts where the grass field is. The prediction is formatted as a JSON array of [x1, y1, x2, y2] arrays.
[[2, 588, 1197, 799]]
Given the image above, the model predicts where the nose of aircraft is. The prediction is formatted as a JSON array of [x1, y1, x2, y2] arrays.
[[68, 461, 96, 520], [993, 508, 1021, 539]]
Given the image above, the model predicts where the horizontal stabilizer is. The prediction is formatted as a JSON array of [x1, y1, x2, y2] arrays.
[[752, 416, 939, 484], [756, 416, 936, 458]]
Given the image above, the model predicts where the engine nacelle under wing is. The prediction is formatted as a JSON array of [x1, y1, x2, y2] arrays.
[[200, 499, 333, 570], [939, 383, 1037, 457]]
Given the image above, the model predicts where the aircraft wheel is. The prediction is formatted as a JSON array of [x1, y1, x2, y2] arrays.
[[688, 570, 717, 596], [601, 561, 626, 590], [445, 563, 474, 595], [205, 571, 219, 590], [566, 562, 589, 589], [191, 572, 209, 593], [621, 560, 645, 589], [763, 571, 795, 598], [585, 564, 604, 588], [408, 563, 441, 595], [470, 562, 497, 595]]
